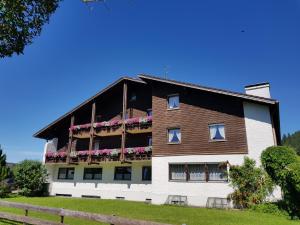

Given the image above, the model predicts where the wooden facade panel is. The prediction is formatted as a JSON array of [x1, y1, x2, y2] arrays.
[[152, 83, 248, 156]]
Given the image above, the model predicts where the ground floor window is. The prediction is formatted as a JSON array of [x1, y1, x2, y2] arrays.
[[58, 168, 75, 180], [169, 163, 227, 182], [83, 168, 102, 180], [142, 166, 151, 181], [114, 167, 132, 180]]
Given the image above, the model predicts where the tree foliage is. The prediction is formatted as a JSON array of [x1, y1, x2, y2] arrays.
[[282, 131, 300, 155], [228, 157, 274, 209], [261, 146, 298, 186], [13, 160, 48, 197], [0, 0, 60, 57], [0, 145, 10, 197], [261, 146, 300, 219]]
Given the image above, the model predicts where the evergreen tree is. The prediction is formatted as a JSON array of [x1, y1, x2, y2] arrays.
[[0, 145, 10, 197], [282, 131, 300, 155], [0, 145, 9, 182]]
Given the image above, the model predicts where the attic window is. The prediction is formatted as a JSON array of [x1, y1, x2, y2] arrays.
[[167, 95, 179, 110], [130, 93, 137, 102]]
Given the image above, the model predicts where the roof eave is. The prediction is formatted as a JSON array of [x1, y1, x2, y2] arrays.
[[138, 74, 278, 105], [33, 76, 146, 139]]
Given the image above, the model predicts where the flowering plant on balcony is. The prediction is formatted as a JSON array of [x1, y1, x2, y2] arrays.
[[124, 146, 152, 154], [125, 116, 152, 125], [75, 149, 121, 157], [45, 151, 67, 158], [70, 123, 91, 131], [93, 119, 122, 128]]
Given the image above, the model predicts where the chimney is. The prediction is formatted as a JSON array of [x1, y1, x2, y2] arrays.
[[245, 82, 271, 98]]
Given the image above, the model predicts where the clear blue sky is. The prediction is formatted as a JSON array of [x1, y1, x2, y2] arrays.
[[0, 0, 300, 163]]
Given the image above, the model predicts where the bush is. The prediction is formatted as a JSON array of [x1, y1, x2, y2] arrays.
[[261, 146, 300, 219], [261, 146, 298, 186], [13, 160, 48, 197], [249, 202, 288, 217], [0, 183, 10, 198], [228, 157, 274, 209]]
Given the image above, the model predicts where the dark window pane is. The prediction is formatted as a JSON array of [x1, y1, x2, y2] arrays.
[[114, 167, 132, 180], [83, 168, 102, 180], [58, 168, 74, 180], [142, 166, 152, 181]]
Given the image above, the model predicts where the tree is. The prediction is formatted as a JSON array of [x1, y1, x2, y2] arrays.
[[0, 0, 60, 58], [13, 160, 48, 196], [261, 146, 300, 219], [0, 145, 10, 197], [282, 131, 300, 155], [228, 157, 274, 209]]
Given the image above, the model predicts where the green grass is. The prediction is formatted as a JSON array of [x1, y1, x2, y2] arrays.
[[0, 197, 297, 225]]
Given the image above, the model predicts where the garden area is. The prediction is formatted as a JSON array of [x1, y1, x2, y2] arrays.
[[0, 196, 298, 225], [0, 145, 299, 224]]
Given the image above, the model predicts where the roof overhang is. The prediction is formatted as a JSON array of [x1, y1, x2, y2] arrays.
[[138, 74, 278, 105], [33, 76, 146, 139]]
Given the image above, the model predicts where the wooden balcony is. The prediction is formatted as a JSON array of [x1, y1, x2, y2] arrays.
[[69, 116, 152, 138], [45, 146, 152, 164]]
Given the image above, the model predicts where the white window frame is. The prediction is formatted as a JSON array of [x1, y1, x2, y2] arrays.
[[208, 123, 226, 142], [167, 128, 181, 144]]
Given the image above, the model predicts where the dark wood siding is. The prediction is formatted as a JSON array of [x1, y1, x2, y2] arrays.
[[152, 82, 248, 156]]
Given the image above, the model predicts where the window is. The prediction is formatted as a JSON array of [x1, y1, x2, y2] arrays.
[[207, 164, 227, 181], [130, 92, 137, 102], [167, 95, 179, 109], [142, 166, 152, 181], [168, 128, 181, 144], [169, 164, 186, 181], [147, 109, 152, 116], [209, 124, 225, 141], [114, 167, 132, 180], [58, 168, 74, 180], [169, 163, 227, 182], [83, 168, 102, 180], [148, 136, 152, 146], [188, 164, 206, 181]]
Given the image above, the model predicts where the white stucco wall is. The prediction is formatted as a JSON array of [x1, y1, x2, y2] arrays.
[[47, 161, 152, 202], [151, 154, 245, 206], [243, 102, 275, 164]]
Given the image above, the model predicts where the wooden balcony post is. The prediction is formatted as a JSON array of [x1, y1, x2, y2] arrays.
[[121, 81, 127, 161], [67, 115, 75, 164], [88, 102, 96, 164]]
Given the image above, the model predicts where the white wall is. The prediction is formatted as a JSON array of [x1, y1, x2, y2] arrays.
[[243, 102, 275, 164], [47, 161, 152, 202], [151, 154, 245, 206]]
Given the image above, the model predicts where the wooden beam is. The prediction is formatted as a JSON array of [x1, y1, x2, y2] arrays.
[[88, 102, 96, 164], [121, 81, 128, 161], [67, 116, 75, 164], [0, 212, 64, 225]]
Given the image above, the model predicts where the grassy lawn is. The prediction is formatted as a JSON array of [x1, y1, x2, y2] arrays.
[[0, 197, 297, 225]]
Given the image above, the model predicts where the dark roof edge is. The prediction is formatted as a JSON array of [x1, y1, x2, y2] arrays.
[[138, 74, 278, 105], [33, 76, 146, 138], [245, 82, 270, 88]]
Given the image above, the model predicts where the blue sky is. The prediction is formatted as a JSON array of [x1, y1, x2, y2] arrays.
[[0, 0, 300, 163]]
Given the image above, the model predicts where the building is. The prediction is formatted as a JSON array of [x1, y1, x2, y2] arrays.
[[34, 74, 280, 207]]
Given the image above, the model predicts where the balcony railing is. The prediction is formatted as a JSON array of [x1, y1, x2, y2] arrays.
[[45, 146, 152, 164], [70, 116, 152, 138]]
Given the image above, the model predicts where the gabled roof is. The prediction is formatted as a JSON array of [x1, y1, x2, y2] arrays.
[[34, 74, 279, 139], [138, 74, 278, 105], [33, 76, 145, 138]]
